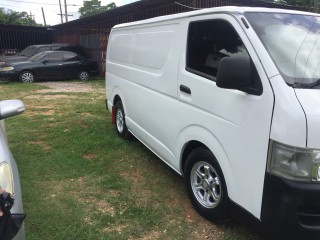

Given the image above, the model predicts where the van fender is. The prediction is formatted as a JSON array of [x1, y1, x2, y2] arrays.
[[110, 86, 128, 123], [178, 125, 235, 200], [110, 86, 125, 107]]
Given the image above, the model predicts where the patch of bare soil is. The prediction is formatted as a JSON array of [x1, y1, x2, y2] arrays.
[[35, 81, 103, 93], [29, 140, 51, 150], [25, 94, 77, 99]]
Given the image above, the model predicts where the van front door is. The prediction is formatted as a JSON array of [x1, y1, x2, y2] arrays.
[[178, 15, 274, 219]]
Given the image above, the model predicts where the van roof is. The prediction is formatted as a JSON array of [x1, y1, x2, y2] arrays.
[[113, 6, 318, 29]]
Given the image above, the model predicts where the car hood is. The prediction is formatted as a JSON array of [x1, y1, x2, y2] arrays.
[[295, 89, 320, 149], [2, 60, 33, 68], [0, 56, 28, 63]]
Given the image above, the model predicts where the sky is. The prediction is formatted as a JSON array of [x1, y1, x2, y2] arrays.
[[0, 0, 138, 26]]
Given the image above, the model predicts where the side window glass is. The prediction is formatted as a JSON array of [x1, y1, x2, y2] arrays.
[[45, 52, 63, 62], [186, 20, 250, 80], [35, 46, 50, 54], [63, 52, 77, 61]]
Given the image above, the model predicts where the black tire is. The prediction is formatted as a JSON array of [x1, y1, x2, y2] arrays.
[[115, 101, 130, 139], [79, 70, 89, 81], [184, 147, 230, 223], [19, 71, 36, 83]]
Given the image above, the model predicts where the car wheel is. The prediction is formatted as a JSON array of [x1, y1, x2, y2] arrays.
[[19, 71, 35, 83], [115, 101, 130, 139], [79, 70, 89, 81], [184, 147, 230, 223]]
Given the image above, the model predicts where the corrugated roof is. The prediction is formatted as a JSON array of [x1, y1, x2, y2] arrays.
[[53, 0, 312, 29]]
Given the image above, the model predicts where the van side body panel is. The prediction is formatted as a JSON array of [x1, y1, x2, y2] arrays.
[[106, 21, 183, 170]]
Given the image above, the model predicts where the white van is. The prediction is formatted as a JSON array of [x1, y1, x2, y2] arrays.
[[106, 6, 320, 238]]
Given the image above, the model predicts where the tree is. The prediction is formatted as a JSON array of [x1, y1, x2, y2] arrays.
[[265, 0, 314, 7], [79, 0, 116, 18], [0, 8, 40, 26]]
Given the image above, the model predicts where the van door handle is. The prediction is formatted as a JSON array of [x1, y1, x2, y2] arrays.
[[180, 85, 191, 94]]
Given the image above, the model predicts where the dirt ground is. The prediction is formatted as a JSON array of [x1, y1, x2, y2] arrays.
[[35, 81, 103, 93]]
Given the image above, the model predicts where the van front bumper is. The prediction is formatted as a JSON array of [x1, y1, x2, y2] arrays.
[[261, 172, 320, 239]]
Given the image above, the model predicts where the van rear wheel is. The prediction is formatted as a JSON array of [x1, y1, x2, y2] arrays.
[[115, 101, 130, 139], [184, 147, 230, 223]]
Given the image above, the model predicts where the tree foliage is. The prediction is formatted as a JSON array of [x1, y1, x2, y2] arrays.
[[265, 0, 314, 7], [0, 8, 40, 26], [79, 0, 116, 18]]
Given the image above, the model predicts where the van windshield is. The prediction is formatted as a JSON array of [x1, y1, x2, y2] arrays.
[[245, 12, 320, 89]]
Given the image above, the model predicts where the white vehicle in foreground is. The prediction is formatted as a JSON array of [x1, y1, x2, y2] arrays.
[[0, 100, 26, 240], [106, 6, 320, 239]]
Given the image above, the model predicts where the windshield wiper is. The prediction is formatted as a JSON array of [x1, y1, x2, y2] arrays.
[[293, 79, 320, 89]]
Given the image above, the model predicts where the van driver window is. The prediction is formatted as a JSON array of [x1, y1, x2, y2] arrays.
[[186, 19, 249, 80]]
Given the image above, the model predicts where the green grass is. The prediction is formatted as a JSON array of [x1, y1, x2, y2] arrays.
[[0, 80, 262, 240]]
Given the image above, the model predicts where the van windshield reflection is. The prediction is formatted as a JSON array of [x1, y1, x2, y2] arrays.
[[245, 12, 320, 88]]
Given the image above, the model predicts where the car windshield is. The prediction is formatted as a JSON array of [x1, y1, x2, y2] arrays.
[[245, 12, 320, 88], [29, 52, 47, 62], [19, 46, 37, 57]]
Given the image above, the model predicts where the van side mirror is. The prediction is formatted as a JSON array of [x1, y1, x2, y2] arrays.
[[0, 100, 25, 120], [216, 56, 261, 95]]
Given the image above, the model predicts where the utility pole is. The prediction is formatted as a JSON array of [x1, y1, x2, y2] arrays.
[[57, 0, 73, 24], [41, 7, 46, 26], [315, 0, 319, 13], [64, 0, 68, 22], [58, 0, 63, 23], [29, 11, 35, 20]]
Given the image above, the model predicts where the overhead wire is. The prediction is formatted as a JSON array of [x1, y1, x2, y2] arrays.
[[3, 0, 81, 6]]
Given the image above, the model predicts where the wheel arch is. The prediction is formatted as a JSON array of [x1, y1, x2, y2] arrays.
[[113, 94, 122, 107], [110, 87, 127, 113], [79, 68, 88, 73], [180, 140, 207, 176], [19, 69, 36, 76], [179, 126, 234, 200]]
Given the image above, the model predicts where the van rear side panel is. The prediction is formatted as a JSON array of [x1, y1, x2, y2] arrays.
[[106, 21, 183, 171]]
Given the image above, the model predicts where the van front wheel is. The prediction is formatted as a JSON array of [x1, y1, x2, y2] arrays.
[[115, 101, 130, 139], [184, 147, 230, 223]]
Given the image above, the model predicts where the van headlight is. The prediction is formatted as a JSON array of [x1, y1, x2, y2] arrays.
[[0, 162, 13, 194], [268, 141, 320, 182]]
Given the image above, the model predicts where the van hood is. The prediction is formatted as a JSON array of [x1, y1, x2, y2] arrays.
[[295, 89, 320, 149]]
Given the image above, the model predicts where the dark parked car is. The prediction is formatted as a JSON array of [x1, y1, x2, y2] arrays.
[[0, 43, 88, 65], [0, 51, 99, 82]]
